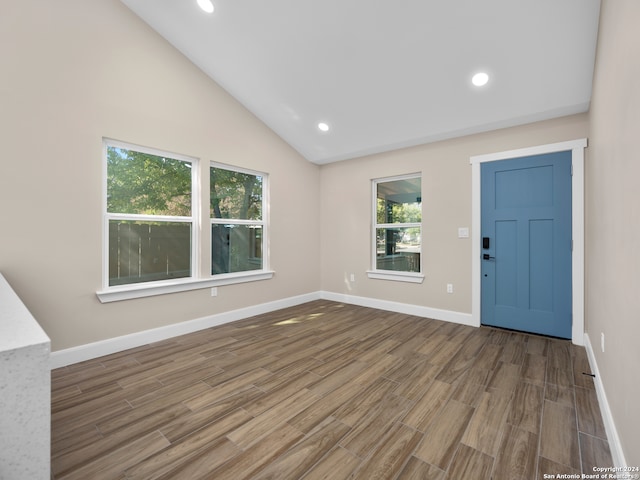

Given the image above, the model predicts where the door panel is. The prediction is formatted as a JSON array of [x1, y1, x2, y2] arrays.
[[529, 219, 553, 311], [495, 220, 517, 307], [481, 151, 572, 338]]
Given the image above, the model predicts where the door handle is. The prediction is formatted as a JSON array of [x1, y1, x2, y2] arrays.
[[483, 254, 495, 260]]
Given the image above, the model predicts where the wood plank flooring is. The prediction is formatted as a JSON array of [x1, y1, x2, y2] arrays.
[[51, 300, 612, 479]]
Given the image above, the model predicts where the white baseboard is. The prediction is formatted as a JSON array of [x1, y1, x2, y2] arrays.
[[51, 291, 474, 369], [584, 333, 627, 468], [320, 291, 476, 327], [50, 291, 321, 369]]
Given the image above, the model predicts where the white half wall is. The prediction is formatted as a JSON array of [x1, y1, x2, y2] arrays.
[[0, 274, 51, 480]]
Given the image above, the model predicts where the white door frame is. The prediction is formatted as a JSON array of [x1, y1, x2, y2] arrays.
[[470, 139, 587, 345]]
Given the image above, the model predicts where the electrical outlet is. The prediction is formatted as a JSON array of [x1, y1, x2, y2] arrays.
[[211, 287, 218, 297], [447, 283, 453, 294], [350, 273, 355, 282], [601, 332, 605, 353], [458, 227, 469, 238]]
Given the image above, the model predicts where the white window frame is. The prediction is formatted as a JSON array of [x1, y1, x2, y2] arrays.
[[367, 173, 425, 284], [96, 140, 273, 303], [209, 161, 272, 284]]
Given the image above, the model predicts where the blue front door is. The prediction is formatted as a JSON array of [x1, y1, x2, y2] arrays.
[[481, 151, 572, 338]]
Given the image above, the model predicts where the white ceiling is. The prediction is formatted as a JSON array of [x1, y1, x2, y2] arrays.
[[120, 0, 601, 165]]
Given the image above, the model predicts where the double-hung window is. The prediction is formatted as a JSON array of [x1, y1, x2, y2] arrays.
[[368, 174, 424, 283], [103, 139, 197, 289], [99, 140, 272, 303], [210, 163, 267, 277]]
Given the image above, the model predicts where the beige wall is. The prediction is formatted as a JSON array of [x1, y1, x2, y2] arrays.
[[320, 115, 588, 313], [587, 0, 640, 465], [0, 0, 320, 351]]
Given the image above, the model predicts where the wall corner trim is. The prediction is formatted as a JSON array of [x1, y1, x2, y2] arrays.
[[584, 332, 628, 468]]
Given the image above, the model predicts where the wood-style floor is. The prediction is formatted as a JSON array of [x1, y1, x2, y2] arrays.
[[51, 300, 612, 479]]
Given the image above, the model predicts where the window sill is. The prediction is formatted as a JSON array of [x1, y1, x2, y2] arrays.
[[366, 270, 425, 284], [96, 270, 274, 303]]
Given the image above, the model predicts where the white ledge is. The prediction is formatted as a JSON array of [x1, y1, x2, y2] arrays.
[[96, 271, 275, 303], [366, 270, 425, 283], [0, 273, 51, 479]]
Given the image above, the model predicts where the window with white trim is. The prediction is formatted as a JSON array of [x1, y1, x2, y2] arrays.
[[104, 139, 197, 288], [369, 174, 423, 282], [99, 140, 272, 302], [210, 163, 267, 276]]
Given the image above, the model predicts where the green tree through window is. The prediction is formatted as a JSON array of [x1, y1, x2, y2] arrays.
[[210, 165, 265, 275], [102, 139, 270, 294], [105, 141, 195, 287], [107, 147, 192, 216], [374, 175, 422, 273]]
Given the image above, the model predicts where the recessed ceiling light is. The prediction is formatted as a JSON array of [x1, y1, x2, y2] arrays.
[[472, 72, 489, 87], [318, 122, 330, 132], [197, 0, 214, 14]]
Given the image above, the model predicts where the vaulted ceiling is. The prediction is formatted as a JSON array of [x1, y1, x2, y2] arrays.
[[120, 0, 601, 164]]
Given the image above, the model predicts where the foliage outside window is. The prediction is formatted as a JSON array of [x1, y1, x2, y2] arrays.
[[373, 175, 422, 274], [210, 164, 266, 275], [104, 140, 196, 287]]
